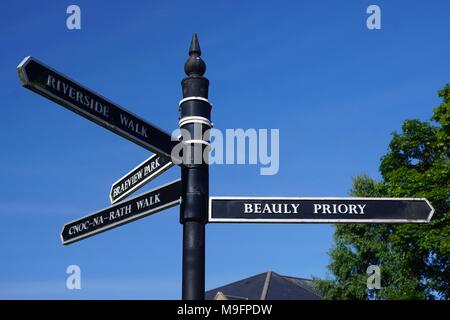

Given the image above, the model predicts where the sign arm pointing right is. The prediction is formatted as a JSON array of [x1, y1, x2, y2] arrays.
[[208, 197, 435, 224]]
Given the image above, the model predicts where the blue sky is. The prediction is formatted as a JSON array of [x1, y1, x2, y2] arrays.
[[0, 0, 448, 299]]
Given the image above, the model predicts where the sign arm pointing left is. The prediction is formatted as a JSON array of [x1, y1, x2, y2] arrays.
[[110, 154, 175, 204], [61, 179, 181, 245], [17, 56, 180, 163]]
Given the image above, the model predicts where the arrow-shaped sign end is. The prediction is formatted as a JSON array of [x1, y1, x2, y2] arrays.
[[424, 198, 435, 223], [17, 56, 33, 86], [60, 224, 69, 246]]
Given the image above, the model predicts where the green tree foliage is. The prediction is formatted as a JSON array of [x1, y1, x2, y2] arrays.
[[314, 85, 450, 299]]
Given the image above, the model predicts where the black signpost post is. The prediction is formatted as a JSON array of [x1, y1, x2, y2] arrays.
[[179, 34, 211, 300], [17, 34, 435, 300]]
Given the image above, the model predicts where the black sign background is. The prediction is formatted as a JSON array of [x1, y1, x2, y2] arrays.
[[61, 179, 181, 245], [17, 57, 179, 161], [209, 197, 434, 223]]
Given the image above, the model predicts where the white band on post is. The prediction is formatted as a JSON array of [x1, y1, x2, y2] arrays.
[[179, 116, 212, 127], [179, 96, 212, 107]]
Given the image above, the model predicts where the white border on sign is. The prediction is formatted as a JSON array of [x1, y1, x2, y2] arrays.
[[208, 196, 435, 224]]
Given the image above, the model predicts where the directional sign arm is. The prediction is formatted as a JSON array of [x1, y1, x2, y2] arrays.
[[110, 154, 175, 204], [61, 179, 181, 245], [17, 56, 180, 162], [208, 197, 435, 224]]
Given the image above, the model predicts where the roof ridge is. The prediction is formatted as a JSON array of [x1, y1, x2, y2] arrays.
[[280, 275, 322, 298], [206, 271, 270, 293], [260, 270, 272, 300], [280, 274, 313, 281]]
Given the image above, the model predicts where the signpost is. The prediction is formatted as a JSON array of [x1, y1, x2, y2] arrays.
[[178, 34, 211, 300], [209, 197, 434, 224], [18, 34, 436, 300], [17, 56, 179, 161], [61, 179, 181, 245], [110, 154, 174, 204]]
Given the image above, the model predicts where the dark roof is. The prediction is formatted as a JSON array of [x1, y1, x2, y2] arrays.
[[206, 271, 322, 300]]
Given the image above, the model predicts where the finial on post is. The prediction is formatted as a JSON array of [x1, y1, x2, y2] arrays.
[[185, 33, 206, 76], [189, 33, 202, 56]]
